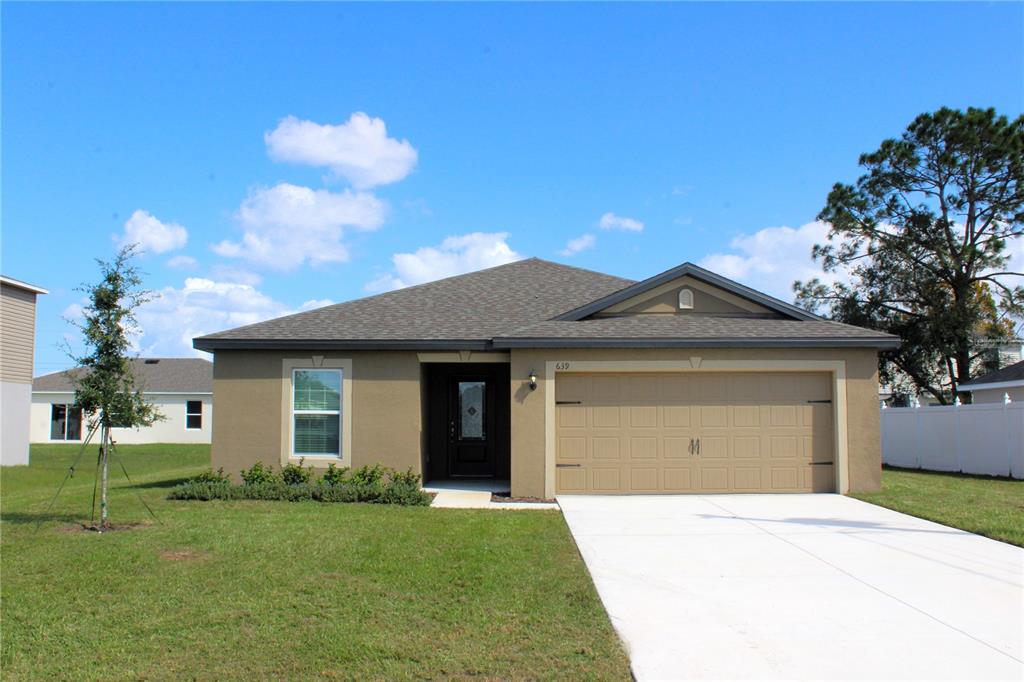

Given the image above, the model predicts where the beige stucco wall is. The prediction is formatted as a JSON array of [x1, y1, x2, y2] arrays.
[[211, 346, 882, 497], [211, 350, 423, 479], [508, 347, 882, 498]]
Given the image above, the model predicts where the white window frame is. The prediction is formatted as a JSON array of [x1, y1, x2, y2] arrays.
[[290, 368, 343, 459], [185, 400, 203, 431]]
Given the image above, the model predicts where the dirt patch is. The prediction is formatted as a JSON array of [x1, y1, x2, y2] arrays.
[[491, 492, 556, 504], [61, 522, 154, 533], [159, 548, 211, 562]]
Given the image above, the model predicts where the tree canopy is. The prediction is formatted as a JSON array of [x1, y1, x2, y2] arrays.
[[796, 107, 1024, 403]]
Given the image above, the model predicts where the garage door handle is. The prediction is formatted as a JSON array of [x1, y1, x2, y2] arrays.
[[809, 461, 834, 466], [807, 399, 832, 404], [556, 400, 582, 405], [556, 463, 582, 468]]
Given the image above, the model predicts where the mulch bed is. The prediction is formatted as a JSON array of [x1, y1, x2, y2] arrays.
[[491, 492, 557, 504]]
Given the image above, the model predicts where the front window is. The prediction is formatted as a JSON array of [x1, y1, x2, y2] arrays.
[[50, 404, 83, 441], [186, 400, 203, 430], [292, 369, 342, 457]]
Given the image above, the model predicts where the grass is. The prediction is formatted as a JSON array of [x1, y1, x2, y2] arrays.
[[852, 466, 1024, 547], [1, 444, 630, 681]]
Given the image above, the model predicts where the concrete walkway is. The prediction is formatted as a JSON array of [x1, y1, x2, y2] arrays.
[[559, 494, 1024, 681], [426, 480, 559, 510]]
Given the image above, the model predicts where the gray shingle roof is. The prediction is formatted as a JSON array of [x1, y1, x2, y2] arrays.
[[494, 316, 900, 348], [194, 259, 634, 350], [960, 359, 1024, 388], [192, 257, 899, 351], [33, 358, 213, 393]]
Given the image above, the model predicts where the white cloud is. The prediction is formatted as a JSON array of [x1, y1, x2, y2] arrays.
[[165, 255, 198, 270], [698, 221, 849, 301], [116, 210, 188, 255], [133, 278, 297, 357], [366, 232, 523, 292], [208, 264, 263, 286], [265, 113, 418, 189], [213, 183, 386, 270], [559, 233, 596, 257], [599, 212, 644, 232]]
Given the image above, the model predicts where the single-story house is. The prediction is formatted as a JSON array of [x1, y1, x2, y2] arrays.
[[31, 358, 213, 444], [959, 360, 1024, 404], [193, 259, 899, 498]]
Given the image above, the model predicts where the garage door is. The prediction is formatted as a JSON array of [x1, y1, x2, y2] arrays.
[[555, 372, 835, 494]]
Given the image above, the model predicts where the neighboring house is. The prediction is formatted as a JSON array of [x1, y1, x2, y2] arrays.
[[959, 359, 1024, 404], [194, 259, 899, 498], [1, 275, 48, 465], [879, 339, 1024, 406], [31, 358, 213, 445]]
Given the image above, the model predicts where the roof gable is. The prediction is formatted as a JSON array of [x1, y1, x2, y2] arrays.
[[553, 262, 819, 322]]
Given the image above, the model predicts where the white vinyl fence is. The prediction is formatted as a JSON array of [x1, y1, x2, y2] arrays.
[[881, 400, 1024, 479]]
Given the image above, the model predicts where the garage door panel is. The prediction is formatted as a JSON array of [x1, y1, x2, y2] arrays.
[[733, 467, 762, 490], [664, 437, 691, 459], [593, 437, 621, 460], [558, 405, 587, 428], [555, 372, 835, 494], [771, 467, 800, 490], [664, 405, 691, 427], [630, 468, 659, 491], [558, 467, 587, 491], [699, 467, 729, 490], [663, 467, 693, 491], [699, 406, 728, 428], [732, 436, 761, 459], [592, 468, 621, 491], [558, 436, 587, 461], [629, 406, 658, 428], [592, 406, 620, 427], [629, 437, 658, 460]]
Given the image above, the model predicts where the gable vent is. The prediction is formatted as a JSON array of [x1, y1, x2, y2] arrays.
[[144, 359, 160, 364]]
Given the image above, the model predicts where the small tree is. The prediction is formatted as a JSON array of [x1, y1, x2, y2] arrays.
[[68, 245, 162, 528], [796, 107, 1024, 403]]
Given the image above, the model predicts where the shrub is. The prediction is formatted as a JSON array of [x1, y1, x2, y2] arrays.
[[167, 480, 234, 501], [240, 461, 279, 486], [349, 464, 386, 486], [389, 468, 421, 487], [167, 463, 431, 507], [281, 458, 313, 485], [321, 463, 348, 486], [190, 468, 231, 484]]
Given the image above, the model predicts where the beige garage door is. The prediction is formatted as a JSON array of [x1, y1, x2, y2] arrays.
[[555, 372, 835, 494]]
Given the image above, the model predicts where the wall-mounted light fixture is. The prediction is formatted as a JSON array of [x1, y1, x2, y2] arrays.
[[528, 369, 537, 391]]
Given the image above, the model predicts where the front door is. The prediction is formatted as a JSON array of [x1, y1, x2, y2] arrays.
[[446, 373, 498, 477]]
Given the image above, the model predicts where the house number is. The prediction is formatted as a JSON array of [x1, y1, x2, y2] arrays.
[[555, 362, 571, 370]]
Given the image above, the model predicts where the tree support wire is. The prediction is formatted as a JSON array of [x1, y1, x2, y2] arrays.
[[108, 440, 162, 526], [34, 421, 99, 532]]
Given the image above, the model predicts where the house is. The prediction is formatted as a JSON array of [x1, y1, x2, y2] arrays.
[[959, 359, 1024, 404], [1, 275, 48, 465], [31, 358, 213, 445], [193, 259, 899, 498]]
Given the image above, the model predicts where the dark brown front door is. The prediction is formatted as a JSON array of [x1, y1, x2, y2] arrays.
[[447, 373, 497, 477]]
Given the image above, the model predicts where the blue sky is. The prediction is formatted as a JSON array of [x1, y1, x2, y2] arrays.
[[3, 2, 1021, 375]]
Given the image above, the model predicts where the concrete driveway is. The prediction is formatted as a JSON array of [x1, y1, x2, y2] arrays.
[[558, 494, 1023, 681]]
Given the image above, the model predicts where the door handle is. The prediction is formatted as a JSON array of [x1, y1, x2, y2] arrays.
[[696, 438, 700, 455], [449, 420, 456, 440], [688, 438, 694, 454]]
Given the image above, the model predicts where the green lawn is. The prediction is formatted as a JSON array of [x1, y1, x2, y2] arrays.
[[1, 444, 630, 681], [853, 467, 1024, 547]]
